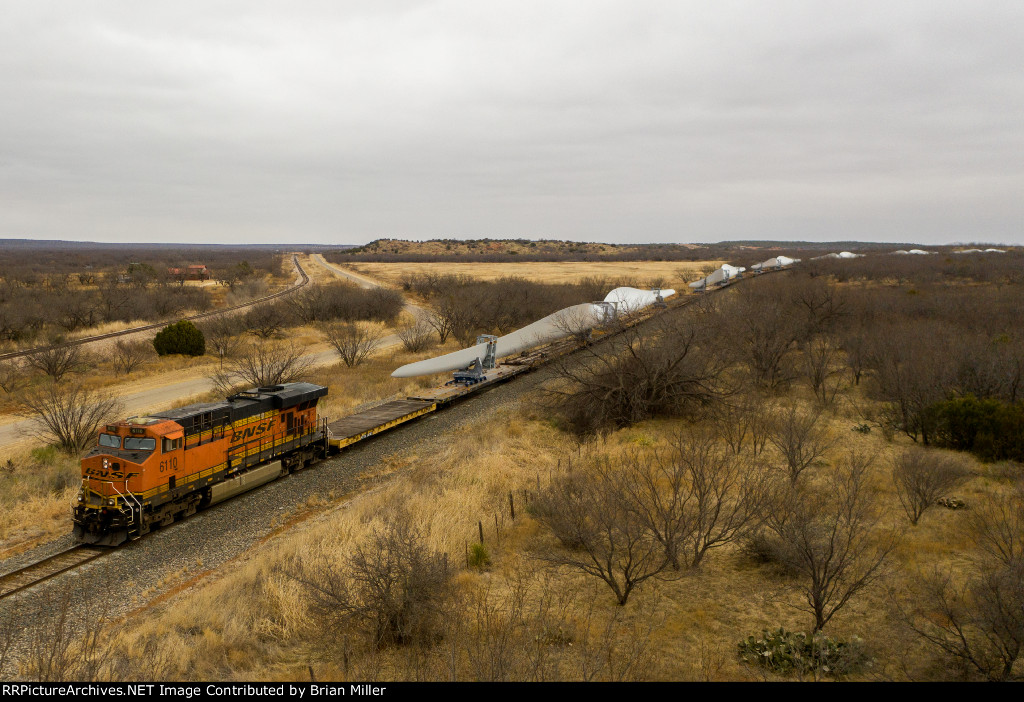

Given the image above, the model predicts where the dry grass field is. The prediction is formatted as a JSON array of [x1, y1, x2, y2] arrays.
[[342, 260, 721, 288], [6, 253, 1024, 681], [77, 382, 1011, 682]]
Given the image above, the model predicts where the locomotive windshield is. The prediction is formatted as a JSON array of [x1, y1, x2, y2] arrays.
[[123, 437, 156, 451], [98, 434, 121, 449]]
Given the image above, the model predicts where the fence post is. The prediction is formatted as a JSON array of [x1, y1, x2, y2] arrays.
[[509, 491, 515, 520], [478, 520, 484, 544]]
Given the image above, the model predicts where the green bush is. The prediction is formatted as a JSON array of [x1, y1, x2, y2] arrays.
[[738, 627, 866, 677], [468, 542, 491, 569], [930, 395, 1024, 462], [153, 320, 206, 357]]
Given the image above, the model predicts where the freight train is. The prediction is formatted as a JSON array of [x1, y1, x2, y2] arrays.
[[73, 383, 329, 545], [72, 264, 801, 547]]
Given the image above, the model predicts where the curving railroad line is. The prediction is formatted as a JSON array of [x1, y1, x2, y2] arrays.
[[0, 254, 310, 362], [0, 545, 108, 600]]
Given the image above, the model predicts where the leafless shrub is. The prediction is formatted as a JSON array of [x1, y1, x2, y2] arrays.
[[898, 562, 1024, 681], [17, 383, 121, 454], [767, 405, 839, 484], [427, 308, 454, 344], [767, 451, 899, 632], [244, 302, 289, 339], [396, 314, 434, 353], [533, 455, 667, 605], [723, 279, 800, 391], [322, 322, 384, 368], [802, 336, 846, 407], [217, 339, 313, 389], [112, 338, 151, 375], [864, 320, 958, 444], [24, 343, 92, 382], [711, 393, 771, 457], [670, 431, 772, 568], [0, 358, 25, 394], [573, 596, 660, 681], [892, 448, 971, 525], [296, 516, 454, 650], [199, 314, 246, 367], [547, 314, 730, 438], [965, 487, 1024, 567]]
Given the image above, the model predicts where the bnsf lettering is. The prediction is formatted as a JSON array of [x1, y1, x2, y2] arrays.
[[231, 419, 275, 443], [85, 467, 125, 480]]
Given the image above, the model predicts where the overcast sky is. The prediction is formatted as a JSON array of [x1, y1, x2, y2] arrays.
[[1, 1, 1021, 246]]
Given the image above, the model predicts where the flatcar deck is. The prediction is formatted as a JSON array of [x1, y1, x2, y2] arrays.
[[327, 399, 436, 449], [406, 364, 529, 403]]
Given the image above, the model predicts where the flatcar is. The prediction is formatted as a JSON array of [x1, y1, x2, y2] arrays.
[[73, 382, 328, 546]]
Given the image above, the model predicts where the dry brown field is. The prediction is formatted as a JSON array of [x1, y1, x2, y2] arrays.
[[342, 260, 722, 287], [84, 380, 1006, 681]]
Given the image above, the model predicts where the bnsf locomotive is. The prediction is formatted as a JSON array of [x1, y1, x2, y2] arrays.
[[74, 382, 328, 545]]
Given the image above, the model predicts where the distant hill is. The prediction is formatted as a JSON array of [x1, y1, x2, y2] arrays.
[[325, 237, 914, 263], [331, 238, 717, 262]]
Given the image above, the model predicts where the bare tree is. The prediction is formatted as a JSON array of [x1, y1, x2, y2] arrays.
[[892, 448, 971, 525], [767, 405, 839, 484], [724, 280, 800, 391], [965, 487, 1024, 567], [672, 431, 772, 568], [711, 393, 771, 457], [767, 452, 900, 633], [427, 309, 454, 344], [534, 456, 668, 605], [396, 313, 434, 353], [293, 516, 454, 650], [547, 313, 731, 438], [0, 358, 25, 394], [221, 339, 313, 388], [112, 338, 151, 375], [898, 562, 1024, 681], [614, 448, 695, 571], [17, 383, 121, 454], [323, 322, 384, 368], [802, 336, 846, 407], [432, 296, 474, 345], [199, 314, 246, 368], [24, 343, 92, 382], [244, 302, 289, 339]]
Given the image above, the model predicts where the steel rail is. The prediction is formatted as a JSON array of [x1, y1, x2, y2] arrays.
[[0, 545, 109, 600]]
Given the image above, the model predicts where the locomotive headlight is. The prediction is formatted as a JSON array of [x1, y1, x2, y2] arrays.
[[106, 499, 115, 506], [77, 496, 83, 502]]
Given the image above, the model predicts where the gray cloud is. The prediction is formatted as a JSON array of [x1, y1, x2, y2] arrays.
[[1, 1, 1021, 245]]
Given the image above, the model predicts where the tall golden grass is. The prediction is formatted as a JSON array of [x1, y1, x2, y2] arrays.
[[76, 380, 1016, 681]]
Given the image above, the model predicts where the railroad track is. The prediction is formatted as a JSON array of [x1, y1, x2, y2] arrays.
[[0, 545, 108, 600], [0, 254, 310, 362], [0, 268, 778, 597]]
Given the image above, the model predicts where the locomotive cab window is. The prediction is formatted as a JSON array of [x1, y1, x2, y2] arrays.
[[162, 437, 182, 453], [99, 434, 121, 449], [123, 437, 156, 451]]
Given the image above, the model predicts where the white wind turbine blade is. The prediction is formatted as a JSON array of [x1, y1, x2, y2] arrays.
[[390, 288, 676, 379]]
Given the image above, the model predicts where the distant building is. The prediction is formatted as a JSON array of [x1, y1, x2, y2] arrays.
[[168, 264, 211, 281]]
